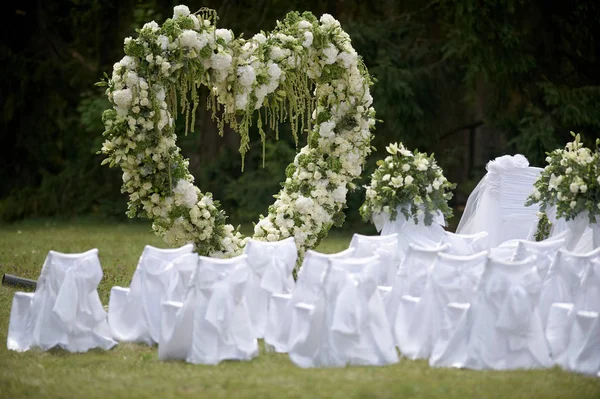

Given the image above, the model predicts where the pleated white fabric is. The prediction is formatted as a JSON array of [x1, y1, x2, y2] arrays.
[[158, 254, 258, 364], [349, 233, 400, 286], [265, 248, 355, 353], [538, 247, 600, 331], [442, 231, 490, 255], [390, 243, 450, 350], [546, 252, 600, 367], [164, 253, 201, 303], [288, 255, 399, 367], [243, 237, 297, 338], [108, 244, 194, 344], [444, 255, 552, 370], [404, 251, 488, 360], [512, 236, 566, 280], [7, 249, 116, 353], [456, 154, 541, 247]]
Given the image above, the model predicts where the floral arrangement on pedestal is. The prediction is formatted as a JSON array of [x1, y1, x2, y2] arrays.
[[360, 142, 456, 227], [526, 132, 600, 240], [98, 5, 375, 259]]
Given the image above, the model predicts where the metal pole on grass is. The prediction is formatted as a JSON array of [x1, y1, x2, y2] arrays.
[[1, 274, 37, 290]]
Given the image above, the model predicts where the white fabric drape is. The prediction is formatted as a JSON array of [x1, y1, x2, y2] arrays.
[[404, 251, 488, 360], [158, 254, 258, 365], [243, 237, 297, 339], [512, 236, 566, 280], [435, 255, 552, 370], [442, 231, 490, 255], [108, 244, 194, 344], [265, 248, 356, 353], [349, 233, 400, 286], [7, 249, 116, 353], [456, 154, 541, 247]]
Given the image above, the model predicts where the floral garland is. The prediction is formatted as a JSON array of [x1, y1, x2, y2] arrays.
[[526, 132, 600, 239], [360, 142, 455, 226], [99, 5, 375, 258]]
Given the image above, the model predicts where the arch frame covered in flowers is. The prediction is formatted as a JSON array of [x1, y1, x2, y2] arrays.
[[100, 5, 376, 258]]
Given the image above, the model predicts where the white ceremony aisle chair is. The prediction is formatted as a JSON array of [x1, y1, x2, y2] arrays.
[[511, 235, 566, 280], [163, 252, 201, 303], [288, 255, 398, 368], [442, 231, 489, 255], [264, 248, 355, 353], [404, 250, 488, 361], [158, 254, 258, 364], [108, 243, 194, 344], [349, 233, 400, 286], [243, 237, 297, 339], [434, 255, 552, 370], [389, 242, 450, 350], [456, 154, 542, 248], [562, 259, 600, 375], [7, 249, 116, 353], [543, 247, 600, 365]]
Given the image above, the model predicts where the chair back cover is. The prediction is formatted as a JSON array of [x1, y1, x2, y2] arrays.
[[349, 233, 400, 285], [462, 255, 552, 370], [456, 154, 541, 247], [108, 244, 194, 344], [442, 231, 489, 255], [159, 254, 257, 364], [403, 250, 488, 360], [8, 249, 116, 352], [243, 237, 297, 338], [512, 237, 565, 280]]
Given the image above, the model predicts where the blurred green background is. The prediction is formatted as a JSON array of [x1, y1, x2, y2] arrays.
[[1, 0, 599, 229]]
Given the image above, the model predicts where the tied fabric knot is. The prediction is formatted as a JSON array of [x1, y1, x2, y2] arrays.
[[490, 270, 541, 351], [249, 247, 294, 294], [331, 273, 375, 337], [485, 154, 529, 196], [52, 256, 104, 333], [202, 266, 248, 336]]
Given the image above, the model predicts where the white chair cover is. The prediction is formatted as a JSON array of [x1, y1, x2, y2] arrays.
[[349, 233, 400, 286], [404, 250, 488, 360], [442, 231, 490, 255], [389, 243, 450, 350], [163, 252, 201, 303], [7, 249, 116, 353], [456, 154, 542, 247], [264, 248, 355, 353], [108, 244, 194, 344], [243, 237, 297, 338], [512, 236, 566, 280], [547, 255, 600, 367], [288, 255, 398, 367], [461, 255, 551, 370], [158, 254, 257, 364], [538, 247, 600, 330]]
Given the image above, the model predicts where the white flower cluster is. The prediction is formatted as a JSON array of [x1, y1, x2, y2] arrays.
[[101, 7, 375, 260], [360, 142, 455, 226], [527, 132, 600, 227]]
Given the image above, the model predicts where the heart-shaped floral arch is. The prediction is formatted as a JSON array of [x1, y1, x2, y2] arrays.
[[100, 5, 375, 259]]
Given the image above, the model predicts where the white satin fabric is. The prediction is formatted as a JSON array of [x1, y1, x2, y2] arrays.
[[389, 243, 450, 350], [562, 260, 600, 375], [158, 254, 258, 364], [538, 247, 600, 330], [512, 236, 566, 280], [288, 255, 398, 367], [456, 154, 541, 247], [108, 244, 194, 344], [243, 237, 297, 338], [7, 249, 116, 353], [544, 249, 600, 366], [405, 251, 488, 360], [442, 231, 490, 255], [265, 248, 355, 353], [349, 233, 400, 286], [377, 206, 447, 259], [435, 255, 552, 370]]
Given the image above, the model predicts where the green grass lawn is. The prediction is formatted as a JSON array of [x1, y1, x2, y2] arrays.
[[0, 219, 598, 399]]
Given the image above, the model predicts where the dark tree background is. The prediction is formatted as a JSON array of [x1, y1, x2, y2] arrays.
[[1, 0, 599, 228]]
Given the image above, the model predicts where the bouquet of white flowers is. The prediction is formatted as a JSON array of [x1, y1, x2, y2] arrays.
[[526, 132, 600, 239], [360, 142, 456, 226]]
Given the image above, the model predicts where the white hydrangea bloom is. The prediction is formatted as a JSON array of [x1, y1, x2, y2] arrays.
[[173, 5, 190, 19]]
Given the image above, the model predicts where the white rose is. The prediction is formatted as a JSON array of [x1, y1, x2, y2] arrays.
[[570, 201, 577, 209], [402, 164, 410, 172], [382, 174, 391, 181], [404, 175, 414, 185], [173, 5, 190, 18], [570, 182, 579, 193]]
